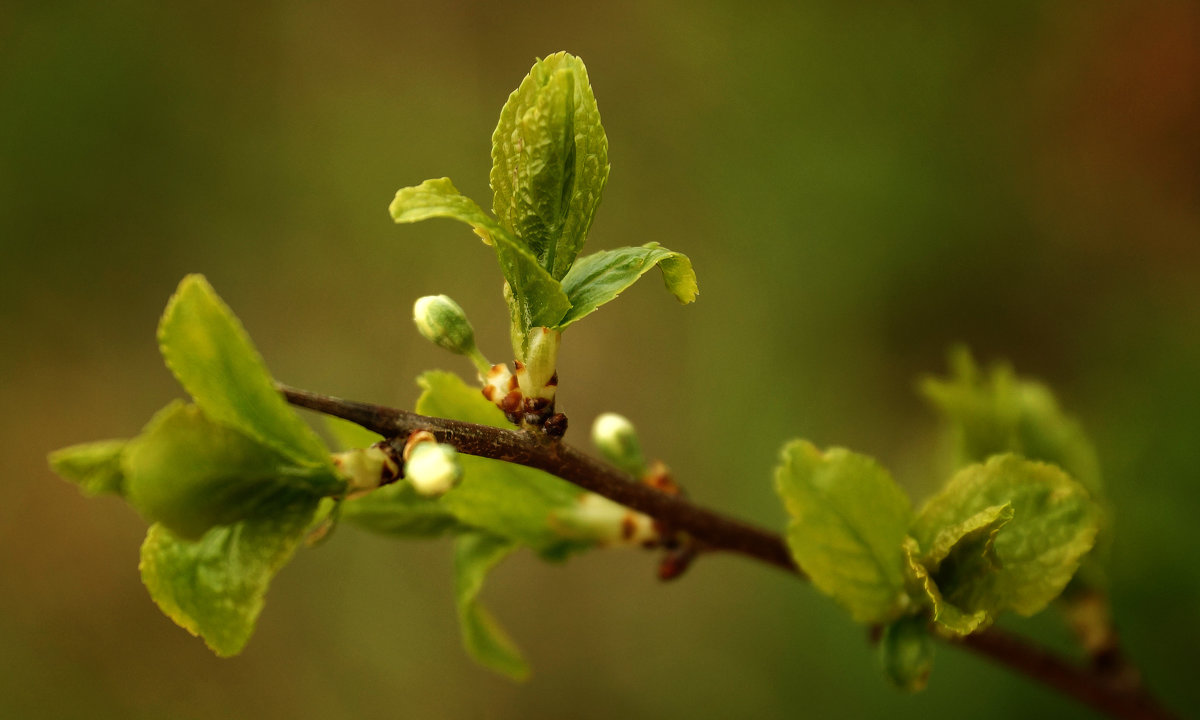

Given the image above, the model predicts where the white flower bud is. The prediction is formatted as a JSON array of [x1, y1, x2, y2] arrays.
[[405, 441, 462, 497], [592, 413, 645, 476], [413, 295, 478, 356]]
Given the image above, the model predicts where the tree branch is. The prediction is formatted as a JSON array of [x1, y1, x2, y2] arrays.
[[280, 383, 796, 572], [279, 383, 1176, 720]]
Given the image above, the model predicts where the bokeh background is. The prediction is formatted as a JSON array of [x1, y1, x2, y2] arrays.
[[3, 1, 1198, 718]]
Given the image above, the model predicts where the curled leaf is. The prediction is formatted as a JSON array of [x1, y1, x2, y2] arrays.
[[911, 455, 1100, 621], [557, 243, 698, 328]]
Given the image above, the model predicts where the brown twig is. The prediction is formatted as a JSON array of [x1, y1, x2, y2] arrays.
[[956, 628, 1174, 720], [279, 383, 1177, 720], [280, 384, 796, 572]]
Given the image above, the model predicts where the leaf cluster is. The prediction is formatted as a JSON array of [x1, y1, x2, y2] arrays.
[[48, 55, 1118, 700], [389, 53, 697, 360], [49, 54, 700, 677], [51, 275, 344, 656], [51, 275, 609, 675], [773, 350, 1107, 690]]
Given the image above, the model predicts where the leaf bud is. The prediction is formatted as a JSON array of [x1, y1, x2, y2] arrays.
[[515, 327, 560, 403], [405, 441, 462, 497], [591, 412, 645, 476], [880, 615, 935, 692], [550, 493, 658, 547], [331, 445, 400, 499]]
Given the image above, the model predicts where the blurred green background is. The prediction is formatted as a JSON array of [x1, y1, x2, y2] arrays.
[[3, 1, 1198, 718]]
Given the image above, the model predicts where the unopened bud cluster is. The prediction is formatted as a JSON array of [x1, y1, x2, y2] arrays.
[[414, 298, 564, 429]]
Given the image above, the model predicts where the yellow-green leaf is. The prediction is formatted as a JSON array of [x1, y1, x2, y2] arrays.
[[157, 275, 330, 467], [921, 503, 1013, 571], [138, 495, 319, 657], [774, 440, 912, 624], [911, 455, 1100, 617], [48, 439, 129, 496], [341, 481, 468, 539], [454, 532, 530, 681], [491, 52, 609, 279], [902, 537, 989, 637], [557, 243, 698, 328], [920, 347, 1103, 499], [123, 402, 341, 540], [389, 178, 570, 331]]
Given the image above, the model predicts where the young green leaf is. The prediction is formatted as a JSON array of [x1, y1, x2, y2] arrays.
[[454, 532, 530, 681], [774, 440, 913, 624], [920, 347, 1103, 499], [158, 274, 330, 467], [556, 243, 699, 328], [903, 507, 1013, 638], [138, 494, 319, 657], [389, 177, 571, 332], [880, 614, 935, 692], [491, 52, 610, 279], [123, 402, 342, 540], [416, 371, 588, 559], [48, 438, 129, 497], [493, 61, 574, 267], [921, 503, 1014, 571], [921, 348, 1111, 594], [903, 538, 990, 636], [911, 454, 1100, 618]]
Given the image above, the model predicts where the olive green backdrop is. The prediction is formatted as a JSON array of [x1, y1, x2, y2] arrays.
[[3, 1, 1197, 718]]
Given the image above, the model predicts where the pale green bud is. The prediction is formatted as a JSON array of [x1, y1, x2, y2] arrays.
[[331, 445, 400, 498], [406, 441, 462, 497], [515, 327, 560, 403], [881, 615, 935, 692], [550, 493, 658, 547], [413, 295, 477, 356], [592, 412, 645, 476]]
